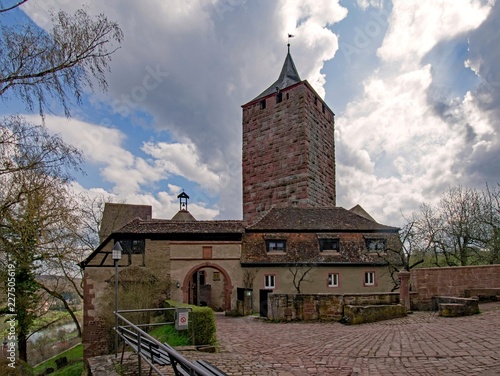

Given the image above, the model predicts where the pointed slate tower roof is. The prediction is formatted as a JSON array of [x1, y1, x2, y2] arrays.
[[253, 45, 301, 101]]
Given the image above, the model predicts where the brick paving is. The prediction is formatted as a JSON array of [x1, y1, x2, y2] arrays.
[[189, 302, 500, 376], [114, 303, 500, 375]]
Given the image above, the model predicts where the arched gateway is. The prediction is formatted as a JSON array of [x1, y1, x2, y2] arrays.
[[181, 262, 233, 311]]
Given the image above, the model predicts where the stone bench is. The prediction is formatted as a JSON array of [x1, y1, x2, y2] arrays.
[[464, 288, 500, 301], [433, 296, 479, 317], [342, 304, 406, 325]]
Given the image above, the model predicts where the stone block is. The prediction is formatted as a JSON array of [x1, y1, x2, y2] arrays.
[[343, 304, 406, 325]]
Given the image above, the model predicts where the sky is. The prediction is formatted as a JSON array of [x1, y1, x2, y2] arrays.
[[2, 0, 499, 227]]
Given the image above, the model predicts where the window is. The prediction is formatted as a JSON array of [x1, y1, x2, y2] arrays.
[[328, 273, 339, 287], [276, 92, 283, 103], [319, 238, 339, 252], [365, 238, 386, 252], [364, 272, 375, 286], [195, 270, 206, 285], [322, 103, 326, 113], [264, 275, 276, 289], [260, 99, 266, 109], [121, 239, 145, 254], [266, 240, 286, 252]]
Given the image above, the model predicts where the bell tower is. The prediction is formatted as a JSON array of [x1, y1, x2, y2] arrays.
[[242, 46, 336, 224]]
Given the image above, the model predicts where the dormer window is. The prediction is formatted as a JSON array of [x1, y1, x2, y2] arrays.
[[365, 238, 386, 252], [266, 240, 286, 252], [319, 238, 339, 252]]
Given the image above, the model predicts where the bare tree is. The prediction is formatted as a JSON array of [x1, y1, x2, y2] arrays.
[[399, 184, 500, 269], [1, 7, 123, 117], [0, 4, 122, 362]]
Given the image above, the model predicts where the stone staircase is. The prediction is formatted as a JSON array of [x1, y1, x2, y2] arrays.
[[432, 296, 480, 317]]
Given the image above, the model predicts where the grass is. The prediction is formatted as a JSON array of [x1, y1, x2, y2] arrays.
[[33, 344, 83, 376], [46, 362, 84, 376], [149, 324, 191, 346]]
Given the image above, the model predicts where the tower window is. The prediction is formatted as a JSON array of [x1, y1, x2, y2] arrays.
[[314, 96, 318, 105], [286, 93, 289, 100], [322, 103, 326, 114], [276, 92, 283, 103], [260, 99, 266, 109]]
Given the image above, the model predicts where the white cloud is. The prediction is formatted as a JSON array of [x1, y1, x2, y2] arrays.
[[378, 0, 491, 66], [26, 114, 221, 218], [336, 1, 495, 225], [20, 0, 348, 219]]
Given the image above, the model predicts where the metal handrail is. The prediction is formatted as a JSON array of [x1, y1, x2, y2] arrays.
[[117, 307, 195, 345], [115, 310, 213, 376]]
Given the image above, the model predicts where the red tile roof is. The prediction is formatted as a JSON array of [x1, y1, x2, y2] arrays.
[[115, 218, 244, 234], [247, 207, 399, 232]]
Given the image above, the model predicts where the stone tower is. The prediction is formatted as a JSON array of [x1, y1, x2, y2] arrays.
[[242, 46, 336, 224]]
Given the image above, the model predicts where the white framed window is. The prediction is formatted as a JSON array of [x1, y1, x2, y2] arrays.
[[264, 274, 276, 289], [364, 272, 375, 286], [328, 273, 339, 287]]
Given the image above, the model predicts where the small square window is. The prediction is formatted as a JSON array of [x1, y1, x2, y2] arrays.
[[328, 273, 339, 287], [264, 275, 276, 289], [266, 240, 286, 252], [319, 239, 339, 252], [364, 272, 375, 286]]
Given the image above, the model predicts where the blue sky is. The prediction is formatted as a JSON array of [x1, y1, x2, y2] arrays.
[[2, 0, 499, 227]]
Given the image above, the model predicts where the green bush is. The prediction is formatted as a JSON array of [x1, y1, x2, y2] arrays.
[[0, 359, 34, 376], [49, 362, 84, 376], [165, 301, 216, 345]]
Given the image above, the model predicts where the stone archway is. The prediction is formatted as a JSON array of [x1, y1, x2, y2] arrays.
[[181, 262, 233, 311]]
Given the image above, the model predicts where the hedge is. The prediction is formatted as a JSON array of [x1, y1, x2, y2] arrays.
[[165, 300, 216, 345]]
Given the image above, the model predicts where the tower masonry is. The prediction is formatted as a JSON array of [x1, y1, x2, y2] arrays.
[[242, 48, 336, 224]]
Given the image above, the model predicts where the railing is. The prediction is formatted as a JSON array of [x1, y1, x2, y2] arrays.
[[115, 308, 217, 376], [117, 307, 195, 345]]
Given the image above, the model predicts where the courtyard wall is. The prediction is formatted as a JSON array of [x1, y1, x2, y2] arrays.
[[410, 265, 500, 310]]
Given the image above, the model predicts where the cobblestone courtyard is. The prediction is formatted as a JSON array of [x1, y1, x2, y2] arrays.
[[112, 303, 500, 375], [190, 302, 500, 376]]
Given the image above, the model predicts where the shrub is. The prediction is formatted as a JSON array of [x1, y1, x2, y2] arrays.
[[0, 359, 34, 376], [165, 301, 216, 345]]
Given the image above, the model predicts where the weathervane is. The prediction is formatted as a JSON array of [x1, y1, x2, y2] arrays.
[[287, 33, 295, 52]]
